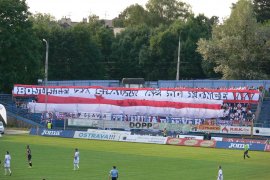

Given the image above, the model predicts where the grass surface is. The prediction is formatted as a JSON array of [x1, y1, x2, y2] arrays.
[[0, 134, 270, 180]]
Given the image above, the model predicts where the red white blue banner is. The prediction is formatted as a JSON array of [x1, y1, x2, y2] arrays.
[[12, 85, 260, 118], [13, 84, 260, 103]]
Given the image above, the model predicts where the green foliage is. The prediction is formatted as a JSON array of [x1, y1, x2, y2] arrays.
[[110, 25, 150, 79], [1, 135, 270, 180], [253, 0, 270, 23], [197, 0, 270, 79], [0, 0, 41, 92], [146, 0, 191, 26], [113, 4, 148, 27], [47, 25, 104, 80], [137, 14, 216, 80]]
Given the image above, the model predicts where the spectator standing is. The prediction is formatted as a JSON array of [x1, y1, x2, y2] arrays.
[[162, 128, 167, 137], [4, 151, 12, 176], [109, 166, 119, 180]]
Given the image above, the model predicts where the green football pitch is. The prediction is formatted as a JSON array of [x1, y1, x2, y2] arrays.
[[0, 134, 270, 180]]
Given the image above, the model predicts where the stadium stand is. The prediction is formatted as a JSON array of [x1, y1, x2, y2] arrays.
[[1, 80, 270, 132]]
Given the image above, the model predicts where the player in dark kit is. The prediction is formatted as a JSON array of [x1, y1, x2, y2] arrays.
[[26, 145, 32, 168]]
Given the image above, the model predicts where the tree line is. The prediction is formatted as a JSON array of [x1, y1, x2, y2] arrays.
[[0, 0, 270, 93]]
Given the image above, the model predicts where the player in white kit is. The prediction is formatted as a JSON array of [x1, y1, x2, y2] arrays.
[[73, 148, 80, 170], [4, 151, 12, 176], [217, 165, 223, 180]]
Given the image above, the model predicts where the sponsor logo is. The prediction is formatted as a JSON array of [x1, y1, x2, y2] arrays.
[[78, 132, 116, 140], [167, 138, 182, 145], [228, 143, 249, 149], [223, 138, 266, 144], [222, 126, 229, 133], [197, 125, 220, 131], [200, 141, 215, 147], [184, 139, 198, 146], [129, 122, 152, 129], [41, 130, 62, 136]]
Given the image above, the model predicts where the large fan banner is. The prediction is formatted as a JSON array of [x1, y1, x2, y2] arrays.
[[12, 85, 260, 118], [13, 84, 260, 103]]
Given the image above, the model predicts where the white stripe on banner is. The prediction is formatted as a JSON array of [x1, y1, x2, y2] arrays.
[[28, 103, 223, 118]]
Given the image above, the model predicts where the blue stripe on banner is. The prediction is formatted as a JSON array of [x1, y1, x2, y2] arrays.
[[216, 141, 265, 151]]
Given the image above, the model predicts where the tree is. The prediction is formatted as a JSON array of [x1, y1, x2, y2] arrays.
[[253, 0, 270, 23], [139, 14, 216, 80], [113, 4, 148, 27], [47, 24, 105, 80], [146, 0, 191, 26], [0, 0, 41, 92], [110, 25, 151, 79], [197, 0, 270, 79]]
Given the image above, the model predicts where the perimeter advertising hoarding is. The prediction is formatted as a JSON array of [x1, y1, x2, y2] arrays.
[[166, 138, 216, 148], [29, 128, 75, 138], [219, 126, 251, 135], [192, 124, 221, 133], [264, 144, 270, 152], [222, 138, 267, 144], [119, 135, 167, 144], [68, 118, 194, 132], [216, 141, 265, 151], [86, 129, 131, 135], [68, 119, 99, 127], [178, 135, 204, 140], [253, 127, 270, 136], [74, 130, 121, 141]]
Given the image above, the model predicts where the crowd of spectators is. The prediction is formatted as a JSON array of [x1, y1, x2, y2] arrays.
[[220, 103, 255, 126]]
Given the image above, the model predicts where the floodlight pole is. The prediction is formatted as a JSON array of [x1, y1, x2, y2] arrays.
[[176, 35, 180, 80], [43, 39, 49, 114]]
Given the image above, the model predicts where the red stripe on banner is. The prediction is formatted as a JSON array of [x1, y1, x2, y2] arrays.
[[37, 95, 222, 110], [13, 84, 260, 93], [223, 100, 258, 104]]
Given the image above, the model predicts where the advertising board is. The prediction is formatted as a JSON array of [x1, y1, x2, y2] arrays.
[[211, 137, 223, 141], [68, 119, 99, 127], [222, 138, 267, 144], [264, 144, 270, 152], [216, 141, 265, 151], [119, 135, 167, 144], [86, 129, 131, 135], [166, 138, 216, 148], [129, 122, 155, 129], [74, 131, 121, 141], [29, 128, 75, 138], [253, 127, 270, 136], [193, 125, 221, 133], [220, 126, 251, 135], [178, 135, 204, 140]]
